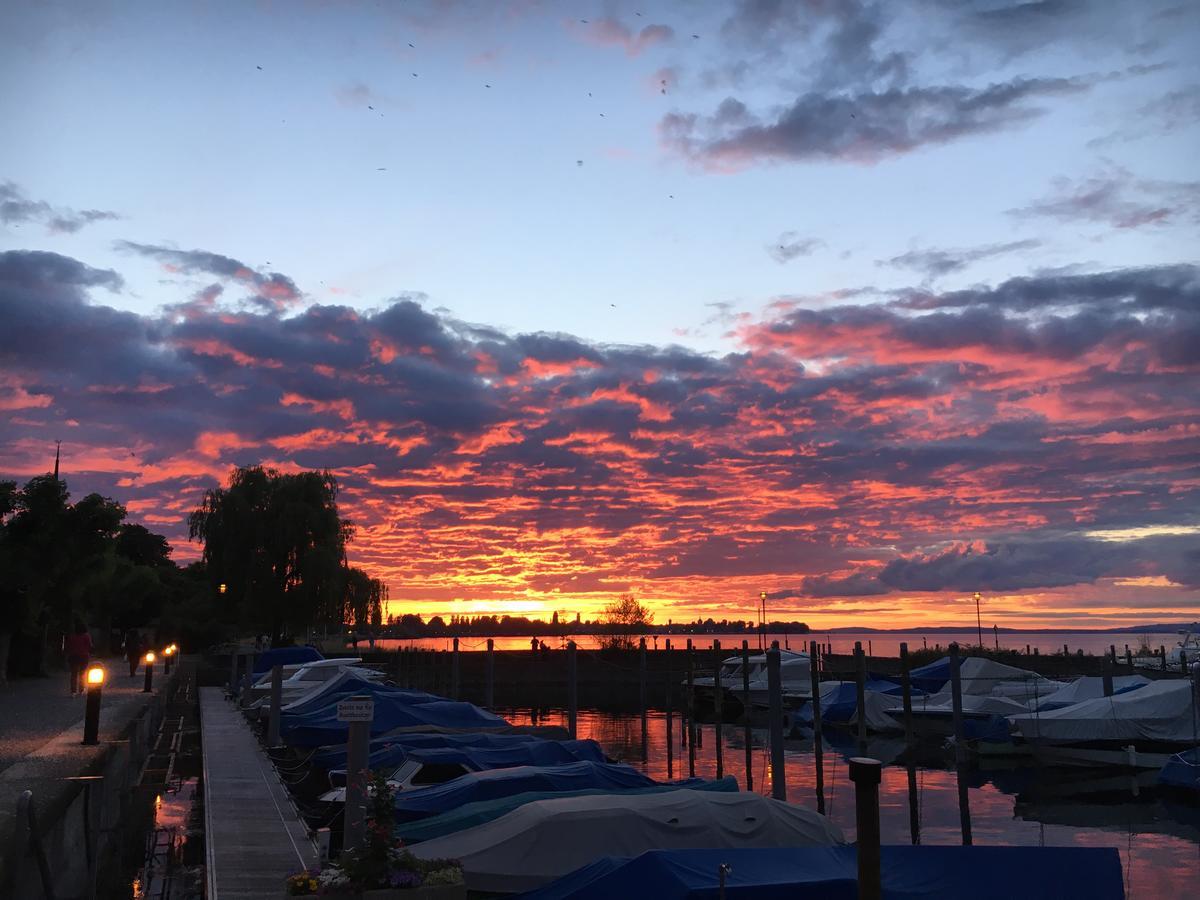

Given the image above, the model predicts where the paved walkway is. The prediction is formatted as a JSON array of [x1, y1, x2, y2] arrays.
[[201, 687, 319, 899], [0, 655, 157, 773]]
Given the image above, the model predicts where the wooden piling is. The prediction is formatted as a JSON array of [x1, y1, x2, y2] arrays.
[[899, 641, 914, 746], [809, 640, 825, 815], [640, 638, 648, 762], [854, 641, 868, 750], [567, 641, 577, 738], [949, 644, 966, 767], [1102, 656, 1114, 697], [849, 757, 882, 900], [766, 646, 786, 800], [713, 639, 723, 779], [1160, 646, 1167, 671], [1125, 645, 1133, 669], [482, 643, 492, 710], [1109, 644, 1117, 666], [451, 637, 461, 700], [742, 640, 753, 792], [666, 656, 674, 779], [686, 640, 696, 777]]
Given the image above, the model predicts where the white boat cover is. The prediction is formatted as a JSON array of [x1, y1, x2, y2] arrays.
[[1010, 679, 1199, 744], [955, 658, 1061, 701], [410, 788, 845, 893], [1032, 675, 1150, 709], [819, 682, 903, 732], [898, 691, 1032, 719]]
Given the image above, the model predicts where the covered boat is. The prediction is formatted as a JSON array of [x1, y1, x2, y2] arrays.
[[1009, 678, 1199, 767], [397, 777, 739, 843], [409, 790, 844, 894], [1031, 675, 1150, 711], [794, 682, 901, 733], [693, 649, 812, 706], [281, 694, 510, 748], [391, 760, 658, 823], [1157, 747, 1200, 795], [251, 644, 322, 673], [310, 730, 557, 770], [521, 845, 1124, 900]]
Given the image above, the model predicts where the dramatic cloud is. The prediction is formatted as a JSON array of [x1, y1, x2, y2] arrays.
[[880, 239, 1041, 278], [1011, 171, 1200, 229], [2, 251, 1197, 624], [115, 241, 302, 311], [0, 181, 120, 233], [769, 233, 824, 264], [661, 77, 1088, 168]]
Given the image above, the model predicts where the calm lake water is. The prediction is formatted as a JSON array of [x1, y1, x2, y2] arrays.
[[346, 630, 1193, 656], [494, 706, 1199, 899]]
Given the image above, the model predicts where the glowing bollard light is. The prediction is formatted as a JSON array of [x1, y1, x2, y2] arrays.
[[164, 644, 176, 675], [143, 651, 156, 693], [82, 666, 105, 745]]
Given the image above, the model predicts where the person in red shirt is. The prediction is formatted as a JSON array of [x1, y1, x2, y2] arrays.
[[64, 621, 93, 695]]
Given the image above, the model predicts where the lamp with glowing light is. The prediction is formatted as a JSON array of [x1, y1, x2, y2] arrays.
[[974, 591, 983, 649], [143, 651, 155, 693], [218, 583, 227, 595], [164, 643, 176, 675], [83, 666, 105, 745]]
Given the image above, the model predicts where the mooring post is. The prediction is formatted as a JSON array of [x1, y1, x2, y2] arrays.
[[766, 645, 786, 800], [686, 639, 696, 776], [854, 641, 867, 751], [1064, 643, 1070, 657], [906, 761, 920, 845], [666, 650, 674, 779], [1102, 656, 1114, 697], [566, 641, 578, 738], [342, 695, 373, 853], [849, 757, 882, 900], [742, 640, 753, 792], [713, 639, 723, 779], [1160, 646, 1167, 671], [1125, 645, 1132, 670], [809, 640, 825, 814], [639, 637, 648, 762], [267, 664, 283, 747], [451, 637, 460, 700], [482, 639, 494, 708], [950, 643, 965, 766], [899, 642, 914, 746], [1109, 644, 1117, 667]]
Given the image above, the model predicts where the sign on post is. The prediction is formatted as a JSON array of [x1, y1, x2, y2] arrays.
[[337, 697, 375, 722]]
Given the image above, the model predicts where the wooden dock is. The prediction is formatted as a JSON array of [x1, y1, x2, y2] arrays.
[[200, 687, 319, 899]]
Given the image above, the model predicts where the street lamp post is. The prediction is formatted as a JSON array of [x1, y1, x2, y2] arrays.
[[82, 666, 105, 745], [143, 651, 155, 693], [974, 592, 983, 649], [164, 644, 176, 675], [759, 590, 767, 652]]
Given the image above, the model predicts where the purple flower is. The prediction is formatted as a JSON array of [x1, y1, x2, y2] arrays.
[[388, 870, 422, 889]]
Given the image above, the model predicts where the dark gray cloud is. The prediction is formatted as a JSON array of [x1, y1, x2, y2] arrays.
[[662, 77, 1088, 168], [1010, 171, 1200, 229], [800, 572, 892, 597], [880, 239, 1040, 278], [768, 233, 824, 264], [116, 241, 302, 310], [0, 181, 120, 233]]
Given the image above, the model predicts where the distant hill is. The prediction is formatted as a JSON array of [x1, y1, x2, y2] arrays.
[[823, 623, 1199, 634]]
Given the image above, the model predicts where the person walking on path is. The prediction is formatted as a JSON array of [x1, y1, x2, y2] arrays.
[[124, 628, 143, 677], [65, 621, 92, 695]]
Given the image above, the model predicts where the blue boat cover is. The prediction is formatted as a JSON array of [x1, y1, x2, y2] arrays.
[[398, 777, 739, 843], [311, 731, 554, 770], [521, 845, 1124, 900], [328, 740, 607, 786], [907, 657, 952, 694], [282, 697, 509, 747], [1158, 748, 1199, 792], [392, 761, 658, 823], [282, 675, 441, 718], [962, 715, 1011, 743], [253, 645, 323, 673]]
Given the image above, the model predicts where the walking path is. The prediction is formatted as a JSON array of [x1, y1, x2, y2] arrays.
[[200, 686, 319, 898]]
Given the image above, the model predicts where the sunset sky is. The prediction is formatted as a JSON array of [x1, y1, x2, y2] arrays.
[[2, 0, 1198, 629]]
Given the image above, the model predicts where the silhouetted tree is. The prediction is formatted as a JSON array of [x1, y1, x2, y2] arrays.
[[599, 593, 653, 650]]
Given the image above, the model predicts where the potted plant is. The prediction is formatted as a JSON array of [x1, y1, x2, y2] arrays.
[[286, 774, 464, 898]]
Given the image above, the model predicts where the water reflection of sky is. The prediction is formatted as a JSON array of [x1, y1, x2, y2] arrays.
[[499, 707, 1200, 899]]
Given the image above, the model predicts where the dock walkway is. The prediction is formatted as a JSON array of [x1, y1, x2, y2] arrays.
[[200, 687, 319, 898]]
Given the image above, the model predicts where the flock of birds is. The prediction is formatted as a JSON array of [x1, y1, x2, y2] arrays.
[[253, 16, 694, 198]]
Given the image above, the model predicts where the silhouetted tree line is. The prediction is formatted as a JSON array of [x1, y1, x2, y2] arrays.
[[380, 612, 810, 639]]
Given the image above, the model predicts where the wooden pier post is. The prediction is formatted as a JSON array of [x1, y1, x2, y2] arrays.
[[1125, 645, 1132, 669], [342, 696, 373, 854], [742, 640, 753, 792], [449, 637, 459, 700], [666, 652, 674, 780], [267, 664, 283, 747], [854, 641, 868, 751], [640, 638, 648, 762], [1109, 644, 1117, 666], [1102, 656, 1114, 697], [899, 642, 914, 746], [849, 757, 882, 900], [1064, 643, 1070, 657], [713, 640, 723, 779], [906, 762, 920, 845], [809, 640, 825, 815], [567, 641, 577, 739], [949, 643, 966, 766], [767, 646, 786, 800], [484, 639, 495, 709], [686, 640, 696, 777], [1160, 646, 1167, 671]]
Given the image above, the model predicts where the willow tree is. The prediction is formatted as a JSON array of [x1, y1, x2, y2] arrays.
[[189, 466, 353, 643]]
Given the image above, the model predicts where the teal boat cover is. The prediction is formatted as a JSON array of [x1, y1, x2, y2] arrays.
[[521, 845, 1124, 900], [398, 777, 739, 842], [391, 761, 658, 823]]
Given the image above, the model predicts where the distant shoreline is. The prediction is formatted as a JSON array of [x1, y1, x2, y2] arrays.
[[817, 623, 1199, 634]]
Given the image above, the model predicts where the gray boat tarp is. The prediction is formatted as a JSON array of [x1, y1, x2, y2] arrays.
[[1010, 679, 1198, 743], [1031, 675, 1150, 711], [410, 789, 844, 894], [520, 845, 1124, 900]]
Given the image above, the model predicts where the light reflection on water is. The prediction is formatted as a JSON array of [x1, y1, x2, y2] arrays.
[[499, 706, 1200, 899]]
